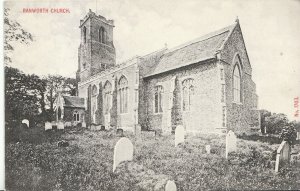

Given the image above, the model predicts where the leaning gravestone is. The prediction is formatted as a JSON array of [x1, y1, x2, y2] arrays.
[[57, 121, 64, 130], [226, 130, 237, 158], [45, 122, 52, 130], [113, 137, 133, 172], [165, 180, 177, 191], [275, 141, 291, 172], [22, 119, 29, 128], [175, 125, 185, 147]]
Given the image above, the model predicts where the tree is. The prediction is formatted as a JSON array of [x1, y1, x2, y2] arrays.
[[44, 75, 77, 114], [4, 8, 33, 65], [5, 67, 44, 125], [265, 113, 289, 134]]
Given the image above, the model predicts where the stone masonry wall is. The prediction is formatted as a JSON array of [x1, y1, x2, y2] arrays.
[[78, 63, 138, 131], [144, 60, 223, 133], [220, 23, 260, 134]]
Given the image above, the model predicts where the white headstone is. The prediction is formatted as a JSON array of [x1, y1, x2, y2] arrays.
[[113, 137, 134, 172], [45, 122, 52, 130], [22, 119, 29, 128], [175, 125, 185, 147], [275, 141, 291, 172], [226, 130, 237, 158], [82, 121, 86, 128], [57, 121, 64, 130], [297, 132, 300, 140], [206, 145, 211, 154], [264, 126, 267, 134], [165, 180, 177, 191]]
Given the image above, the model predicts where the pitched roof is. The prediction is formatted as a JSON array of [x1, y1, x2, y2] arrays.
[[63, 96, 85, 108], [144, 22, 237, 77]]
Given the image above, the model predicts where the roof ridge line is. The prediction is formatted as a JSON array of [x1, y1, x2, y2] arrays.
[[164, 24, 235, 54]]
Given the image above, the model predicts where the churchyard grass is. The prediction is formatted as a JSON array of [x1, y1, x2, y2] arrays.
[[6, 127, 300, 191]]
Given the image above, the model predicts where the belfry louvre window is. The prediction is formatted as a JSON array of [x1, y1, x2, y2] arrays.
[[104, 81, 112, 114], [233, 64, 241, 103], [182, 78, 194, 111], [119, 76, 128, 113], [154, 86, 163, 113]]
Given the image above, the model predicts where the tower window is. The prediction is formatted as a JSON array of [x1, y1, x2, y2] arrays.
[[99, 27, 106, 44], [83, 26, 87, 43]]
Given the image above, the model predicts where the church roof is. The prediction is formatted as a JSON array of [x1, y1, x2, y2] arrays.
[[144, 22, 237, 77], [63, 95, 85, 108]]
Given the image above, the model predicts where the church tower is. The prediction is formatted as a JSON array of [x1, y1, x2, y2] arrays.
[[77, 9, 116, 82]]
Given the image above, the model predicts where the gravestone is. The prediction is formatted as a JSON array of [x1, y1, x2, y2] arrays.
[[45, 122, 52, 130], [100, 125, 105, 131], [165, 180, 177, 191], [113, 137, 133, 172], [65, 122, 71, 128], [57, 121, 64, 130], [225, 130, 237, 158], [175, 125, 184, 147], [22, 119, 29, 128], [275, 141, 291, 172], [206, 145, 211, 154], [116, 128, 124, 137], [82, 121, 86, 128], [297, 132, 300, 140]]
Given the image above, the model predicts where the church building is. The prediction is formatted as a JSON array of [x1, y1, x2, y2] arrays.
[[63, 9, 260, 134]]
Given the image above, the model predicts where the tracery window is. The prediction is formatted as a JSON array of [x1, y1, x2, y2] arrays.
[[104, 81, 112, 114], [119, 76, 128, 113], [182, 78, 194, 111], [233, 64, 241, 103], [154, 86, 163, 113], [73, 111, 80, 122]]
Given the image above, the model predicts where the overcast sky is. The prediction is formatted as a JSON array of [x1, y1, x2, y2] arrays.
[[4, 0, 300, 120]]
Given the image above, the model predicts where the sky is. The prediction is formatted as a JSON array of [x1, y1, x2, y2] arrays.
[[4, 0, 300, 120]]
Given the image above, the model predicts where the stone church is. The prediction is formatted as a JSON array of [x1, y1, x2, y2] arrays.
[[58, 9, 260, 134]]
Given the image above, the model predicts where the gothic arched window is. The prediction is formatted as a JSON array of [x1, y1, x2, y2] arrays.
[[119, 76, 128, 113], [73, 111, 80, 122], [83, 26, 87, 43], [154, 85, 163, 113], [233, 64, 241, 103], [182, 78, 194, 111], [104, 81, 112, 114]]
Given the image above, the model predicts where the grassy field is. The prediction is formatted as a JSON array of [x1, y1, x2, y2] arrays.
[[5, 127, 300, 191]]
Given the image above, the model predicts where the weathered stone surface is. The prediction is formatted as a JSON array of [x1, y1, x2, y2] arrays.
[[275, 141, 291, 172], [175, 125, 184, 147], [57, 121, 64, 130], [22, 119, 29, 128], [45, 122, 52, 130], [226, 130, 237, 158], [206, 145, 211, 154], [113, 137, 133, 172], [165, 180, 177, 191]]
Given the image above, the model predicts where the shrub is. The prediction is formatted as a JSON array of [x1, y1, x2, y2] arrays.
[[279, 125, 297, 145]]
